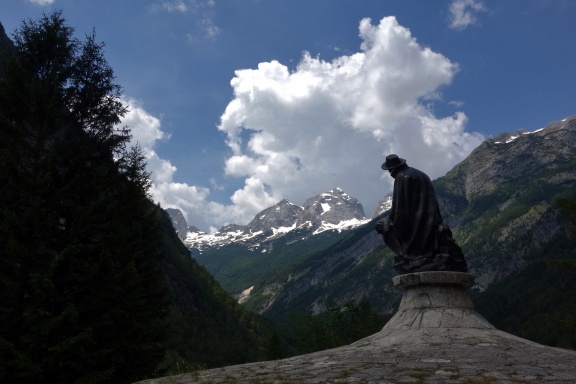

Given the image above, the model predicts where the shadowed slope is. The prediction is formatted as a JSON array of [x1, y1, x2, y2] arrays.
[[137, 272, 576, 383]]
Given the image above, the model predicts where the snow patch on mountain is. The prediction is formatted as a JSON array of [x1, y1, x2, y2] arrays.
[[170, 188, 375, 252], [372, 195, 393, 218], [493, 114, 576, 145], [313, 217, 370, 235]]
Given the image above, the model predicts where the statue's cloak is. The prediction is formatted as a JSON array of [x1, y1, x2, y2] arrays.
[[382, 166, 468, 274]]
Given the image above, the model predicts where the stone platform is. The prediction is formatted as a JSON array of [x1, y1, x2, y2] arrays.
[[137, 272, 576, 383]]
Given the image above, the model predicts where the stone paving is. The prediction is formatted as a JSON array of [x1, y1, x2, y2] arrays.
[[137, 272, 576, 384]]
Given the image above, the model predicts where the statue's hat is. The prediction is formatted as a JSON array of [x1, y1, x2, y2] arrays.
[[381, 154, 406, 170]]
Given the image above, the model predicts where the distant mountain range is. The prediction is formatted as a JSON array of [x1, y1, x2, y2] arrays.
[[168, 187, 388, 252], [167, 114, 576, 349]]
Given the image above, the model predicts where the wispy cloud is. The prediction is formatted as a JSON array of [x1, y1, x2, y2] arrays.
[[151, 0, 221, 41], [150, 0, 188, 13], [448, 0, 488, 30], [29, 0, 55, 5], [198, 16, 221, 41]]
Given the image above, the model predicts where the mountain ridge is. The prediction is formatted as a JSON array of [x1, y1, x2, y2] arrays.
[[166, 114, 576, 353], [178, 114, 576, 331], [169, 115, 576, 253], [169, 187, 383, 252]]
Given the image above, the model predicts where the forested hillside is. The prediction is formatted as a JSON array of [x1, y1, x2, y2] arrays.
[[225, 118, 576, 350], [471, 195, 576, 349], [0, 13, 277, 383]]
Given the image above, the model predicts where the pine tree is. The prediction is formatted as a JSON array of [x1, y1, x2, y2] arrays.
[[0, 12, 169, 383]]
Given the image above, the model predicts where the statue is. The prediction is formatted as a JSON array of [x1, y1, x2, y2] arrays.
[[375, 154, 468, 275]]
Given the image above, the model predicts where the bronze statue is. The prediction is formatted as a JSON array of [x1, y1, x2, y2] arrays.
[[375, 154, 468, 274]]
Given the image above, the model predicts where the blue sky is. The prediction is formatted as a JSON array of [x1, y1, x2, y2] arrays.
[[2, 0, 575, 231]]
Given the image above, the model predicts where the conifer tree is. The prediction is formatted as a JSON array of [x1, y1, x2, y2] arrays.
[[0, 12, 169, 383]]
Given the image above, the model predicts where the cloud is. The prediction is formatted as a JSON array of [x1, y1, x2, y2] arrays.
[[448, 0, 488, 30], [29, 0, 55, 5], [217, 16, 484, 226], [121, 16, 484, 232], [119, 99, 213, 230], [198, 16, 221, 41], [151, 0, 221, 41], [150, 0, 188, 13], [122, 98, 169, 148]]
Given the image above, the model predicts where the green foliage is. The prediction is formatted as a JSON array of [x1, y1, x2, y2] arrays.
[[472, 193, 576, 349], [11, 11, 128, 150], [557, 196, 576, 237], [0, 13, 169, 383], [156, 209, 284, 369], [473, 248, 576, 349], [0, 12, 284, 382], [195, 229, 349, 296], [238, 218, 398, 327], [289, 297, 387, 354]]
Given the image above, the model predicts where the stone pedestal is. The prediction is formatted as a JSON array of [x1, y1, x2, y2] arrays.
[[139, 270, 576, 383], [383, 271, 494, 331]]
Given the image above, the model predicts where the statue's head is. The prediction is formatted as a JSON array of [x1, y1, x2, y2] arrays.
[[381, 154, 406, 171]]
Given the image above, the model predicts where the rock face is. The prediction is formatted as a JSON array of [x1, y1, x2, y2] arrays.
[[0, 22, 16, 73], [436, 115, 576, 287], [439, 115, 576, 202], [172, 188, 369, 251], [137, 273, 576, 384], [300, 188, 365, 227], [165, 208, 189, 238], [247, 199, 304, 233], [371, 194, 392, 218], [182, 115, 576, 328]]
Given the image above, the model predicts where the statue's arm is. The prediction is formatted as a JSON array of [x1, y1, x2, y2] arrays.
[[375, 216, 391, 234]]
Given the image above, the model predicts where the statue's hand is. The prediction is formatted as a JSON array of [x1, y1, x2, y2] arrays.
[[375, 221, 384, 234]]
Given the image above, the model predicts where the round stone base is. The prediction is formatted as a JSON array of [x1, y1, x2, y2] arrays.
[[393, 271, 475, 288], [383, 271, 494, 331]]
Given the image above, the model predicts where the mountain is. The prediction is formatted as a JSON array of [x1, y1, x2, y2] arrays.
[[0, 23, 15, 73], [371, 194, 393, 218], [156, 208, 280, 369], [165, 207, 200, 239], [172, 115, 576, 350], [165, 188, 372, 303], [168, 108, 576, 356], [434, 115, 576, 287], [274, 116, 576, 345], [176, 187, 369, 252]]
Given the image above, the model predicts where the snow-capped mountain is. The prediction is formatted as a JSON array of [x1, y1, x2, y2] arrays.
[[169, 188, 372, 251], [372, 194, 393, 218]]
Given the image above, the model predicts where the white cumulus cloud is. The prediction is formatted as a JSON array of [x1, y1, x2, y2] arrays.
[[121, 16, 484, 232], [217, 16, 484, 226], [119, 99, 211, 230]]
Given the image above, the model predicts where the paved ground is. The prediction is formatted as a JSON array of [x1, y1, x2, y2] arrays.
[[136, 273, 576, 383], [138, 326, 576, 384]]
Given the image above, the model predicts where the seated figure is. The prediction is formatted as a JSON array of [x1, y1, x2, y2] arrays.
[[375, 154, 468, 275]]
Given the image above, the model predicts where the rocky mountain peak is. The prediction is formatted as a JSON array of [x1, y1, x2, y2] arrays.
[[165, 208, 199, 238], [168, 187, 371, 251], [442, 115, 576, 200], [301, 187, 366, 225], [247, 198, 303, 233], [219, 223, 246, 233]]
